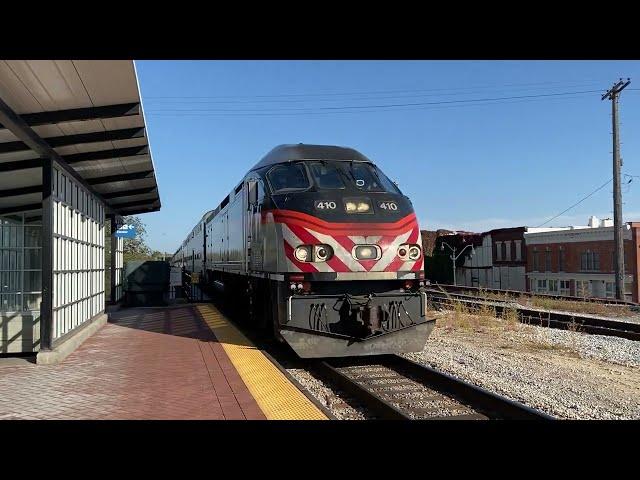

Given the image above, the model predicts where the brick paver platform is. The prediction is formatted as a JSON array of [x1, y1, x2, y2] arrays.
[[0, 306, 266, 420]]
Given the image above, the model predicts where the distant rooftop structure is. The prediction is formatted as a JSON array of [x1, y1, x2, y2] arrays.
[[527, 216, 617, 235]]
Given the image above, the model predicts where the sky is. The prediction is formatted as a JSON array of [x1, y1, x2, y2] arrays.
[[134, 61, 640, 253]]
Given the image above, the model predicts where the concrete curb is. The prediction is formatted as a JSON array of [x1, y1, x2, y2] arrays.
[[36, 313, 108, 365]]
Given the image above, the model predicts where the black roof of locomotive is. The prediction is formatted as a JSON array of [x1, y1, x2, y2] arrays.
[[249, 144, 372, 172]]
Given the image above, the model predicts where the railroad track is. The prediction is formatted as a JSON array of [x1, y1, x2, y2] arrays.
[[313, 355, 553, 420], [431, 283, 638, 306], [427, 290, 640, 341]]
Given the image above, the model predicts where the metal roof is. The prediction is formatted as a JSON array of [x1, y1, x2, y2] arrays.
[[0, 60, 160, 216], [249, 144, 372, 172]]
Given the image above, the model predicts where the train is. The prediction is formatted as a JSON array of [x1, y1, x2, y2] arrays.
[[171, 144, 435, 357]]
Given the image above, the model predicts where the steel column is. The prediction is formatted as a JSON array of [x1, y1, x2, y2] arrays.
[[40, 159, 54, 351], [110, 215, 117, 304]]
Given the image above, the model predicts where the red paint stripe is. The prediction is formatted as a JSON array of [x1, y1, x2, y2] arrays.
[[283, 240, 317, 273], [384, 226, 419, 272], [412, 259, 424, 271], [287, 224, 351, 272], [262, 209, 418, 234]]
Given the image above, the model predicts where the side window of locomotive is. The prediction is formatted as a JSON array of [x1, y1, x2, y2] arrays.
[[349, 163, 400, 194], [267, 163, 310, 193], [308, 162, 345, 189]]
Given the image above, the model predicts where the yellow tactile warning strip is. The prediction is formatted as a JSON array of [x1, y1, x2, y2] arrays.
[[196, 304, 327, 420]]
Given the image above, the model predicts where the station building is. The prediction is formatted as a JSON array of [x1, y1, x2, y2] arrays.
[[0, 60, 160, 360], [524, 216, 640, 301]]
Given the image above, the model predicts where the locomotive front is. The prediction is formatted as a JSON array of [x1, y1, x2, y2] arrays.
[[254, 146, 435, 358]]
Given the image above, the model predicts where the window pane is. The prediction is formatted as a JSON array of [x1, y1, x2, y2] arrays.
[[309, 162, 345, 189], [267, 164, 310, 192], [347, 163, 399, 193], [24, 271, 41, 292], [24, 226, 41, 247], [24, 293, 41, 310], [25, 249, 41, 269]]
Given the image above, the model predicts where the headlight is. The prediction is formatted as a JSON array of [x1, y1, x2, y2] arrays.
[[344, 198, 372, 213], [314, 244, 333, 262], [408, 245, 421, 260], [295, 246, 311, 262], [356, 202, 370, 212], [354, 245, 380, 260]]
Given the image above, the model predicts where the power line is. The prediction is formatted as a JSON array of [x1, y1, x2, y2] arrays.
[[146, 88, 604, 115], [146, 93, 598, 118], [535, 178, 613, 228], [144, 82, 609, 105], [144, 78, 613, 100]]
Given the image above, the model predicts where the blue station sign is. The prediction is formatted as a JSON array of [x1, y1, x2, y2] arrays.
[[115, 224, 137, 239]]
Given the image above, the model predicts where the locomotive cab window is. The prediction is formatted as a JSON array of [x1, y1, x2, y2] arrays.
[[347, 162, 400, 194], [267, 163, 310, 193], [308, 162, 345, 189]]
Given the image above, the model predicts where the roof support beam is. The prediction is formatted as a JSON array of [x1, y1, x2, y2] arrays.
[[0, 103, 140, 129], [0, 158, 44, 172], [117, 205, 161, 215], [62, 145, 149, 164], [0, 95, 112, 212], [111, 198, 160, 210], [0, 127, 145, 154], [101, 186, 157, 199], [0, 184, 42, 198], [0, 203, 42, 215], [87, 169, 154, 185]]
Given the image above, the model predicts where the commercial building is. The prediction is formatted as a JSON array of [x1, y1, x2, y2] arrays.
[[436, 227, 527, 290], [0, 60, 160, 359], [524, 216, 639, 301]]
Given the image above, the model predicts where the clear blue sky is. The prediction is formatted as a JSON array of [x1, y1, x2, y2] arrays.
[[134, 61, 640, 253]]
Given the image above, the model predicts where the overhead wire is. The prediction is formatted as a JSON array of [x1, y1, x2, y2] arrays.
[[146, 88, 611, 117], [535, 179, 613, 227]]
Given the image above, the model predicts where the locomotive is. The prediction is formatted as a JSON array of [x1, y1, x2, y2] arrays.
[[172, 144, 434, 357]]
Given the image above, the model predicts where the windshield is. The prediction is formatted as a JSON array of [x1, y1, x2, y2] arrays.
[[267, 163, 310, 193], [347, 162, 400, 193], [308, 162, 345, 189]]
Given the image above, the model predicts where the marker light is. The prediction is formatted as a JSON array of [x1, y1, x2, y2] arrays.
[[408, 245, 422, 260], [314, 245, 333, 262], [397, 247, 408, 259], [294, 246, 311, 262]]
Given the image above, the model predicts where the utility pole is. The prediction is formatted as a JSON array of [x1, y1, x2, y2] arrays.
[[602, 78, 631, 300]]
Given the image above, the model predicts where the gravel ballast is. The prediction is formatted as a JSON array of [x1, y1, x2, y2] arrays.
[[403, 311, 640, 419]]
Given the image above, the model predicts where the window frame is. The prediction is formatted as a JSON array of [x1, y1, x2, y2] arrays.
[[307, 161, 346, 190], [265, 162, 313, 194]]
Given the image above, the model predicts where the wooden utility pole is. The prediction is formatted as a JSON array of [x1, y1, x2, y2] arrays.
[[602, 78, 631, 300]]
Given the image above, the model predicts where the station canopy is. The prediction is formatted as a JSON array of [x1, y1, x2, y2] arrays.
[[0, 60, 160, 216]]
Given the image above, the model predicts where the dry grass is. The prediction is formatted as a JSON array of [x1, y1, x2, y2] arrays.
[[435, 299, 583, 358], [527, 296, 633, 318]]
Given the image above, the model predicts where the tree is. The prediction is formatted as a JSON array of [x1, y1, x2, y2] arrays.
[[122, 215, 152, 262]]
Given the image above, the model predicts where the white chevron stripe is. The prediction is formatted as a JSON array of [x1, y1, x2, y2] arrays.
[[306, 228, 366, 272], [282, 224, 334, 272], [348, 235, 382, 245], [372, 228, 413, 271], [285, 257, 302, 272]]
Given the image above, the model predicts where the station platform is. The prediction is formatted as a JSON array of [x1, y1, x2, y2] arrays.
[[0, 304, 327, 420]]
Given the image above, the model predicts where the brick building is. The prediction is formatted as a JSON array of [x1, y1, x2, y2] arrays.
[[524, 216, 640, 301]]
